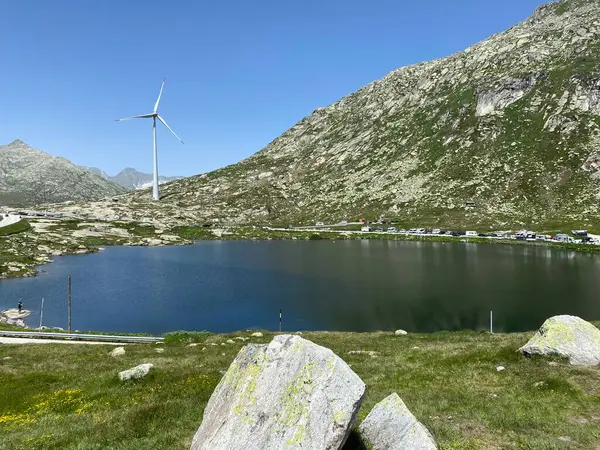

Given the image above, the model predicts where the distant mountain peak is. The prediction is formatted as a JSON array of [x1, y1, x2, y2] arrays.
[[80, 166, 183, 190], [6, 139, 27, 148], [0, 142, 127, 206]]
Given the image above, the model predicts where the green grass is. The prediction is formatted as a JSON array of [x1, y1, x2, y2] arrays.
[[0, 219, 31, 237], [1, 329, 599, 449]]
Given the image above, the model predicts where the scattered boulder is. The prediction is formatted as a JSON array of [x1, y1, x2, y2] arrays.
[[250, 332, 263, 337], [188, 343, 199, 347], [394, 329, 408, 336], [190, 334, 366, 450], [359, 393, 438, 450], [118, 363, 154, 381], [155, 348, 165, 353], [519, 315, 600, 366], [109, 347, 126, 357], [496, 366, 505, 372], [226, 339, 235, 344]]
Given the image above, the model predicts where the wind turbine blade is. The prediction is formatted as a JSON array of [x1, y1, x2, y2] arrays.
[[114, 113, 154, 121], [157, 115, 185, 144], [153, 78, 166, 113]]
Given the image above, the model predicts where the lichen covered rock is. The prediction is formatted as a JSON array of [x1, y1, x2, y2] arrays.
[[190, 334, 366, 450], [519, 315, 600, 366], [118, 363, 153, 381], [359, 393, 437, 449]]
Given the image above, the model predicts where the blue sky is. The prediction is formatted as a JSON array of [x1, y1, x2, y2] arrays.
[[1, 0, 544, 177]]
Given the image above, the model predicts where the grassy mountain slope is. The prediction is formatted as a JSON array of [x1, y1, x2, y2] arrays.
[[54, 0, 600, 229], [0, 140, 127, 207]]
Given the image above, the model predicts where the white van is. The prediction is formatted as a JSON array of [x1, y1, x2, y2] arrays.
[[465, 231, 478, 237]]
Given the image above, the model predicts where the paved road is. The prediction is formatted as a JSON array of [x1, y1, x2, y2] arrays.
[[0, 337, 125, 345], [0, 215, 21, 229]]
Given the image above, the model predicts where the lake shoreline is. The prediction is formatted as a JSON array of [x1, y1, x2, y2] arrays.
[[3, 223, 600, 282]]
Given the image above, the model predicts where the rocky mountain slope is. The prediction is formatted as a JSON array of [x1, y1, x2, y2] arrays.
[[50, 0, 600, 228], [0, 140, 127, 206], [82, 166, 182, 190]]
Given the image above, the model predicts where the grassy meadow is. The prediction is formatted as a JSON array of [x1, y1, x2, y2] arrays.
[[1, 327, 599, 449]]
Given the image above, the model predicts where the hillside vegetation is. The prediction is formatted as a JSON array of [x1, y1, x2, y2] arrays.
[[46, 0, 600, 230]]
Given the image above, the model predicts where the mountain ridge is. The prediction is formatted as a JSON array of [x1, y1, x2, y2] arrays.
[[49, 0, 600, 229], [80, 166, 182, 190], [0, 140, 127, 206]]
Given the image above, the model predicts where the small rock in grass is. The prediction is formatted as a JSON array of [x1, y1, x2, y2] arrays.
[[210, 343, 218, 346], [347, 350, 381, 358], [155, 348, 164, 353], [394, 329, 408, 336], [533, 381, 546, 388], [202, 347, 206, 351], [226, 339, 235, 344], [496, 366, 505, 372], [3, 356, 12, 360], [118, 363, 153, 381], [188, 343, 199, 347], [220, 343, 226, 346], [109, 347, 126, 357], [251, 332, 263, 337]]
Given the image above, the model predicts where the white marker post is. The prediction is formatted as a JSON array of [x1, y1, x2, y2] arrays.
[[39, 297, 44, 330], [490, 310, 493, 334], [279, 309, 282, 332]]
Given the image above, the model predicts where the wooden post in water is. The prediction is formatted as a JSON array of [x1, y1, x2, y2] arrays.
[[68, 275, 72, 332], [39, 297, 44, 330], [279, 309, 282, 332], [490, 310, 493, 334]]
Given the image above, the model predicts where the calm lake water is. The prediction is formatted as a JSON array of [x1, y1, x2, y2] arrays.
[[1, 240, 599, 334]]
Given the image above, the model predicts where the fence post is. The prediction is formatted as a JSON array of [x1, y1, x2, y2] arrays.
[[490, 310, 493, 334], [279, 309, 282, 332], [68, 275, 72, 332]]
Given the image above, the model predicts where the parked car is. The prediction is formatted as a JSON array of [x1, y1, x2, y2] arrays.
[[315, 222, 325, 226], [431, 228, 441, 235], [340, 220, 348, 225], [465, 231, 478, 237], [387, 227, 397, 233], [572, 230, 588, 236], [361, 226, 372, 232], [375, 228, 384, 232]]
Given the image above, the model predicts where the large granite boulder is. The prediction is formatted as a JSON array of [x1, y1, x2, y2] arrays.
[[359, 393, 437, 450], [519, 315, 600, 366], [190, 334, 366, 450]]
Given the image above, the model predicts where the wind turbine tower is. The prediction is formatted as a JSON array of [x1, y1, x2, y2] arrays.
[[115, 78, 184, 201]]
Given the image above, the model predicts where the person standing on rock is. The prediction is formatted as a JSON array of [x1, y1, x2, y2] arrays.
[[18, 301, 23, 314]]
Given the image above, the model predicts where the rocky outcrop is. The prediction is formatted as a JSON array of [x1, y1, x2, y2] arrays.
[[519, 315, 600, 366], [190, 334, 366, 450], [359, 393, 437, 450]]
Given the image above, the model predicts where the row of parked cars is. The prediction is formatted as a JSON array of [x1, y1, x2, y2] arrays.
[[358, 226, 600, 245]]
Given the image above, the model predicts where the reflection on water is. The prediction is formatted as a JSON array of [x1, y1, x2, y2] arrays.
[[0, 240, 599, 334]]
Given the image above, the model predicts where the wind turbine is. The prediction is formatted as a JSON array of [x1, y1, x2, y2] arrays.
[[115, 78, 184, 201]]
